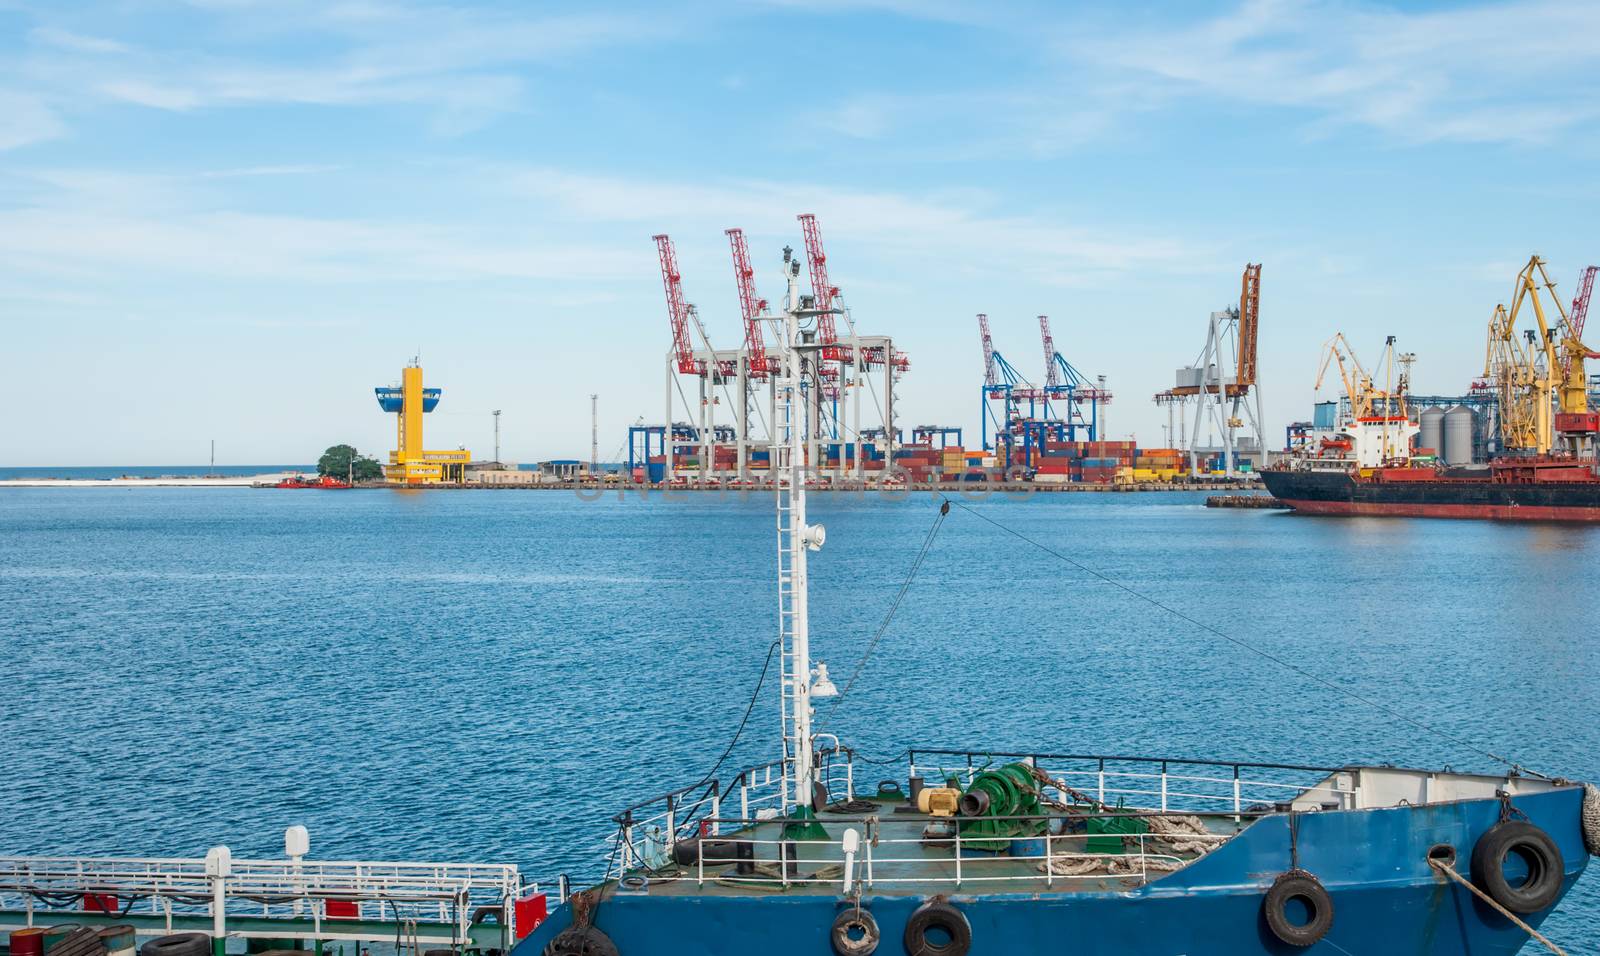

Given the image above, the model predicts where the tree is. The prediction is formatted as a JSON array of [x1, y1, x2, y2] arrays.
[[318, 444, 383, 482]]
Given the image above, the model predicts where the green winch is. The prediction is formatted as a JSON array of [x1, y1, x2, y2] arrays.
[[956, 762, 1049, 852]]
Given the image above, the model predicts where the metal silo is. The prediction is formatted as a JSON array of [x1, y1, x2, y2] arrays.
[[1419, 407, 1445, 458], [1443, 405, 1476, 465]]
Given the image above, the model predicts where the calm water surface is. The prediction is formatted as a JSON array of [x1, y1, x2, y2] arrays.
[[1, 488, 1596, 943]]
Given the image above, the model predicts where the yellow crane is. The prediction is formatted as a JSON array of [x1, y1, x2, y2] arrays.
[[1316, 333, 1407, 422], [1482, 255, 1582, 454]]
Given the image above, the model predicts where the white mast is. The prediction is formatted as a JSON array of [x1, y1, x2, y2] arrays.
[[775, 245, 831, 811]]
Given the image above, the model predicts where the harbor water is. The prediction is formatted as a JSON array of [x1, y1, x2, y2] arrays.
[[1, 488, 1596, 945]]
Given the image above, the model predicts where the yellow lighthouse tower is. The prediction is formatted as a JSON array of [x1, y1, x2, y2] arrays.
[[374, 360, 471, 484]]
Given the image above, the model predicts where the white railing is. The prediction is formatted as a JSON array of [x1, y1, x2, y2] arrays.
[[908, 751, 1353, 816], [0, 855, 528, 944], [605, 748, 857, 878], [668, 813, 1237, 893]]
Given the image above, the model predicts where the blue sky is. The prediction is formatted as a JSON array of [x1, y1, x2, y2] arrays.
[[2, 0, 1598, 465]]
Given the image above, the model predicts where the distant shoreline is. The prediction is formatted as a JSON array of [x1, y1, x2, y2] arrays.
[[0, 471, 308, 487]]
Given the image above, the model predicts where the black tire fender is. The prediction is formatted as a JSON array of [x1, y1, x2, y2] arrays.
[[541, 926, 620, 956], [138, 935, 212, 956], [902, 899, 971, 956], [1262, 871, 1334, 947], [1470, 820, 1564, 915], [830, 907, 879, 955]]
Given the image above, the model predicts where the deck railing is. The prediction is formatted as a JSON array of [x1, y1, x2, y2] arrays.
[[605, 746, 856, 878], [906, 749, 1351, 816], [602, 747, 1351, 885], [0, 855, 532, 945], [633, 809, 1245, 894]]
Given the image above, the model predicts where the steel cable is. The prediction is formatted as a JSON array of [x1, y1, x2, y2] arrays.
[[941, 496, 1537, 777], [819, 499, 949, 727]]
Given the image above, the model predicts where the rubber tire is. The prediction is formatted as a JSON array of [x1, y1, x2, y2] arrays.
[[830, 908, 880, 956], [139, 935, 212, 956], [541, 927, 620, 956], [902, 900, 971, 956], [1262, 871, 1334, 947], [1470, 820, 1564, 915]]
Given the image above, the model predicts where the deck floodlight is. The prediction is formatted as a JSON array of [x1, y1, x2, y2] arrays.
[[802, 523, 826, 551], [809, 662, 839, 698]]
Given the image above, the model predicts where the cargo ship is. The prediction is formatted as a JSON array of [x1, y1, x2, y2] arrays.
[[1261, 456, 1600, 521]]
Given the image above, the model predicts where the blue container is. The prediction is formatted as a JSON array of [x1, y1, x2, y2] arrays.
[[646, 464, 665, 482], [1008, 836, 1047, 858]]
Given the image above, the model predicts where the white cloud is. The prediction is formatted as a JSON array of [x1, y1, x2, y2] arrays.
[[1067, 0, 1600, 145], [28, 27, 128, 54], [18, 4, 666, 135], [0, 162, 1216, 296], [0, 92, 65, 150], [100, 80, 203, 111], [496, 165, 1213, 281]]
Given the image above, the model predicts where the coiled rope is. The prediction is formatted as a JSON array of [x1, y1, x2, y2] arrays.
[[1583, 784, 1600, 858]]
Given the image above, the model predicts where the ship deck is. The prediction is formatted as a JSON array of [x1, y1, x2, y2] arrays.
[[615, 798, 1241, 898]]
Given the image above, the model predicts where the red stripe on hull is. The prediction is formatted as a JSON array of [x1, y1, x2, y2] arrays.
[[1281, 499, 1600, 522]]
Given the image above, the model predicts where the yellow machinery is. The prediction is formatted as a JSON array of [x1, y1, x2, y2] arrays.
[[1314, 333, 1418, 467], [1482, 256, 1587, 454], [1316, 333, 1409, 422], [374, 362, 471, 484]]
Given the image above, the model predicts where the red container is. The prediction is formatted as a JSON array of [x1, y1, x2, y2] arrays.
[[514, 892, 548, 939], [11, 929, 45, 956], [326, 899, 360, 920], [83, 895, 118, 913]]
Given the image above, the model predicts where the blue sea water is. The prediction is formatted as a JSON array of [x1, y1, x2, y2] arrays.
[[0, 487, 1596, 945]]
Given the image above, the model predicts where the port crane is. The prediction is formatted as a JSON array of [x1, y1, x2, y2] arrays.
[[726, 228, 775, 381], [977, 313, 1039, 455], [1153, 263, 1265, 477], [794, 214, 906, 475], [1481, 255, 1590, 454], [1038, 314, 1109, 441], [654, 233, 753, 482], [1559, 265, 1599, 445]]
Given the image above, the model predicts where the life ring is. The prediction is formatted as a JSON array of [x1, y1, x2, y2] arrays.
[[902, 899, 971, 956], [830, 907, 880, 955], [1470, 820, 1564, 914], [1262, 870, 1334, 947], [541, 926, 620, 956]]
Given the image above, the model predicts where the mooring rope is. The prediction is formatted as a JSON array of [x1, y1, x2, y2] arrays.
[[1428, 859, 1566, 955], [941, 497, 1538, 776]]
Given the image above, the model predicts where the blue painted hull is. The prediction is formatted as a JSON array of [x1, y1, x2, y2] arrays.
[[516, 786, 1589, 955]]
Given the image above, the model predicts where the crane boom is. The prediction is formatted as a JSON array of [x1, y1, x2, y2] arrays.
[[1237, 263, 1262, 387], [978, 314, 998, 388], [725, 228, 770, 379], [797, 213, 842, 358], [1039, 315, 1059, 388], [1569, 265, 1597, 358], [653, 233, 701, 375]]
